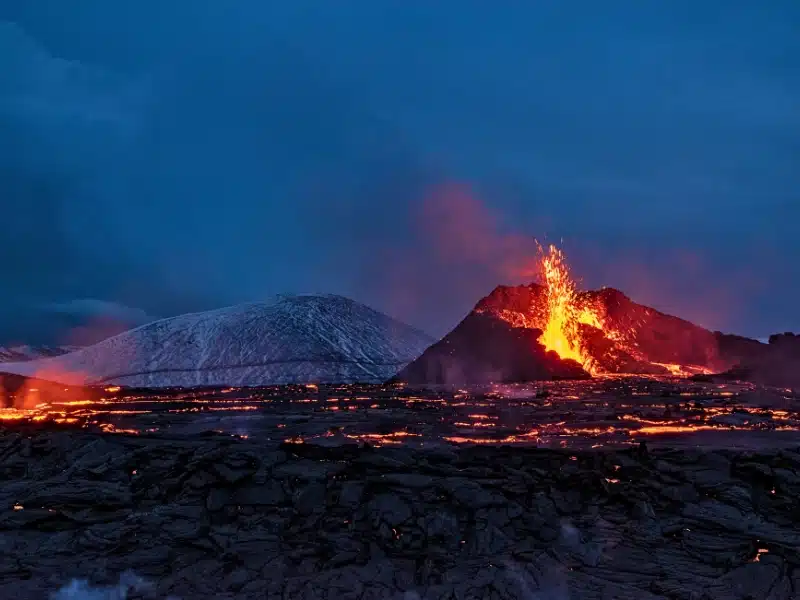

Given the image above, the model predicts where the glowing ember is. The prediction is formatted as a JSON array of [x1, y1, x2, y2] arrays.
[[752, 547, 769, 562]]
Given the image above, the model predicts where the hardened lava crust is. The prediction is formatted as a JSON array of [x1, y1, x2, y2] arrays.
[[0, 379, 799, 598], [0, 430, 799, 599]]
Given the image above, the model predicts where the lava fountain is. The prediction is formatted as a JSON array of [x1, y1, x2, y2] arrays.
[[537, 244, 605, 373], [529, 244, 716, 376]]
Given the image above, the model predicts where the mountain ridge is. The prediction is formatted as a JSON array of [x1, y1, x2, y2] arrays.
[[0, 295, 433, 387]]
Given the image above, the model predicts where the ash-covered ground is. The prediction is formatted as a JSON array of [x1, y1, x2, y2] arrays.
[[1, 378, 799, 599]]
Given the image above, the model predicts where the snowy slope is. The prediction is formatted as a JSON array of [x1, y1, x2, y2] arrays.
[[0, 295, 434, 387], [0, 345, 82, 363]]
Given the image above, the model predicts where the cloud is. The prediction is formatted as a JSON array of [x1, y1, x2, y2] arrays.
[[20, 299, 159, 346], [41, 299, 157, 326], [0, 4, 797, 342], [0, 16, 433, 340], [0, 21, 192, 338], [0, 21, 149, 169], [0, 20, 145, 286]]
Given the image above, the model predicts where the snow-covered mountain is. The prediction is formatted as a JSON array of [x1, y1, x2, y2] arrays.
[[0, 345, 82, 363], [0, 295, 434, 387]]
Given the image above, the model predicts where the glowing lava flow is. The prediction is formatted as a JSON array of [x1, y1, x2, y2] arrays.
[[538, 244, 603, 373]]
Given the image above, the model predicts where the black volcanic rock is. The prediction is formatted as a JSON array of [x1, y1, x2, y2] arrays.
[[2, 430, 800, 599], [710, 332, 800, 387], [391, 312, 589, 385], [714, 331, 768, 362], [769, 331, 800, 353]]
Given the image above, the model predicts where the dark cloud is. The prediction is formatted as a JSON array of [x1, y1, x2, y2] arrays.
[[0, 2, 797, 343]]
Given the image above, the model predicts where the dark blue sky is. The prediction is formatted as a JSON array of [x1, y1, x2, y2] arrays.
[[0, 1, 797, 343]]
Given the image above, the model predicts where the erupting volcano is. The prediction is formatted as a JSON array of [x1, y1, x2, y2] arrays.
[[394, 243, 763, 385], [533, 244, 606, 373], [480, 243, 721, 376]]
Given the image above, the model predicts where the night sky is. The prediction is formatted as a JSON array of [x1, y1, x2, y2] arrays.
[[0, 2, 797, 345]]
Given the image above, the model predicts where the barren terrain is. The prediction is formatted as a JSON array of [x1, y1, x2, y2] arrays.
[[0, 379, 799, 599]]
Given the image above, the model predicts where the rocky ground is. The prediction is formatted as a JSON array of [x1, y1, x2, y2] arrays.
[[1, 427, 799, 599], [4, 378, 800, 451]]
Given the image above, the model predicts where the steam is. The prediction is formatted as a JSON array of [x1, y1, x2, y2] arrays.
[[42, 299, 158, 346], [360, 181, 549, 337], [418, 182, 542, 282], [49, 571, 177, 600], [49, 560, 571, 599]]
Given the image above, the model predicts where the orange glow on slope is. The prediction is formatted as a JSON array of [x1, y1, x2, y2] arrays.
[[537, 244, 603, 373], [650, 362, 714, 377], [518, 244, 716, 377], [474, 241, 726, 377]]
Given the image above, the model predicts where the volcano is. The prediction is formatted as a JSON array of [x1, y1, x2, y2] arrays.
[[473, 283, 725, 375], [395, 244, 796, 385]]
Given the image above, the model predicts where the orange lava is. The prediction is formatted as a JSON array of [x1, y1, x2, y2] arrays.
[[651, 362, 715, 377], [522, 244, 716, 377], [537, 244, 604, 373], [753, 548, 769, 562], [0, 409, 29, 421]]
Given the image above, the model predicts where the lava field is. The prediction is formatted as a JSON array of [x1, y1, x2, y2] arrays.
[[2, 378, 800, 450], [1, 379, 800, 599]]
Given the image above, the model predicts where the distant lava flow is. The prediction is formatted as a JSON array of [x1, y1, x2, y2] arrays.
[[476, 244, 718, 376]]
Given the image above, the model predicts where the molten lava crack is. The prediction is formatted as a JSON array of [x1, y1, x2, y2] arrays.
[[1, 380, 798, 451]]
